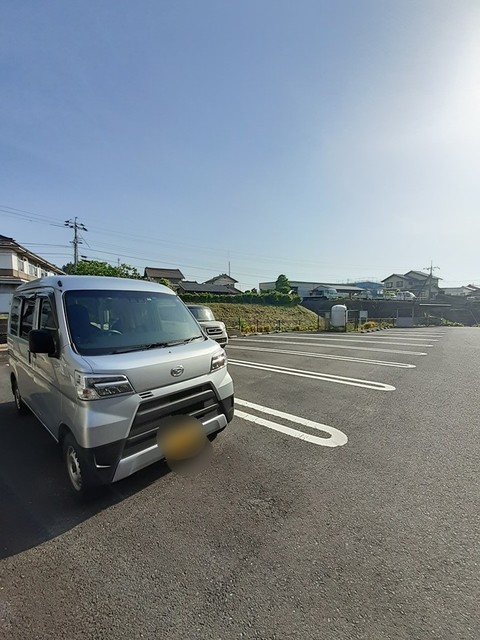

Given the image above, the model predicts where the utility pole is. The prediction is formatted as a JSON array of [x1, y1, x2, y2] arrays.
[[424, 261, 440, 300], [65, 217, 88, 266]]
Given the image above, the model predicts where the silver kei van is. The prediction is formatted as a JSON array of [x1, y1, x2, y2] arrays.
[[7, 276, 234, 497]]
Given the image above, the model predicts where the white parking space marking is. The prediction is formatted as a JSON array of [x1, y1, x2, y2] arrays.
[[229, 359, 396, 391], [255, 335, 434, 348], [228, 344, 416, 369], [277, 333, 438, 343], [235, 398, 348, 448], [378, 331, 445, 340], [231, 338, 427, 356]]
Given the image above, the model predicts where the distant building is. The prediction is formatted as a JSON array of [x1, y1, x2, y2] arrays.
[[0, 234, 64, 313], [144, 267, 184, 287], [204, 274, 239, 290], [440, 286, 476, 297], [177, 281, 241, 295], [382, 270, 441, 300]]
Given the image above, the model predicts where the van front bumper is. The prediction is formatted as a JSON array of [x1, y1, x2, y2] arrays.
[[80, 392, 234, 485], [111, 412, 228, 482]]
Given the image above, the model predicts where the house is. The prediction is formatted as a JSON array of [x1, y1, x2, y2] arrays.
[[177, 281, 241, 295], [144, 267, 184, 286], [382, 270, 441, 300], [204, 273, 239, 290], [0, 234, 64, 313], [465, 284, 480, 298], [440, 286, 476, 297]]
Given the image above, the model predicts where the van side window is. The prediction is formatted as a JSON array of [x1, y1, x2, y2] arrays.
[[9, 296, 21, 335], [39, 298, 57, 332], [20, 299, 36, 340]]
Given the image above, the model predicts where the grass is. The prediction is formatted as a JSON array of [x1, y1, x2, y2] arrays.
[[207, 303, 322, 333]]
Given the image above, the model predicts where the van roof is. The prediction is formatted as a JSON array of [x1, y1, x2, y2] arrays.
[[15, 275, 176, 295]]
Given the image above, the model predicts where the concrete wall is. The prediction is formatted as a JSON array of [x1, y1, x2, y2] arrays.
[[302, 297, 477, 325]]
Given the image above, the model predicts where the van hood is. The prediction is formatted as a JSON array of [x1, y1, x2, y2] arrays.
[[198, 320, 225, 328], [79, 339, 222, 394]]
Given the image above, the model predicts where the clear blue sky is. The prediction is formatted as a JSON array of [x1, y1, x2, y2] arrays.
[[1, 0, 479, 290]]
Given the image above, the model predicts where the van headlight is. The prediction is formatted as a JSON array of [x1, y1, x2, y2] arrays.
[[75, 372, 135, 400], [211, 350, 226, 372]]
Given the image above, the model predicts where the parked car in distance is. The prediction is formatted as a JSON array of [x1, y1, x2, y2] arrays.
[[187, 305, 228, 348], [352, 291, 373, 300], [394, 291, 417, 300]]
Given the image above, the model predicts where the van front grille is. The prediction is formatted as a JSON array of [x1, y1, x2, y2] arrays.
[[121, 383, 222, 458], [206, 327, 223, 335]]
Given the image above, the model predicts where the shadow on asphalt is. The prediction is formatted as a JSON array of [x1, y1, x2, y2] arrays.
[[0, 399, 171, 560]]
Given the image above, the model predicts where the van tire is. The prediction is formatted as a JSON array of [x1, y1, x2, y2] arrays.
[[13, 379, 28, 415], [62, 433, 99, 499]]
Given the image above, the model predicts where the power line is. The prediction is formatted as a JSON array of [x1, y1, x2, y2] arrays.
[[1, 202, 424, 272]]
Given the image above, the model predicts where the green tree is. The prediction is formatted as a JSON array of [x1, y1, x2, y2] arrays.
[[157, 277, 174, 289], [62, 260, 144, 279], [275, 274, 291, 294]]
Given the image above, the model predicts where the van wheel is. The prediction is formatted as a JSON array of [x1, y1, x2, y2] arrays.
[[207, 432, 219, 442], [13, 379, 28, 415], [62, 433, 98, 498]]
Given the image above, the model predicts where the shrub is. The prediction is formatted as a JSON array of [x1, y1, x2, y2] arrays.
[[361, 321, 378, 330], [441, 319, 464, 327], [179, 291, 301, 306]]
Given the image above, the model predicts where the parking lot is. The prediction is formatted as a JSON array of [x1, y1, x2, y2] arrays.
[[0, 328, 479, 639]]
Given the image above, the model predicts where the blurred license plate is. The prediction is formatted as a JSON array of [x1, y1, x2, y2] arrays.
[[158, 418, 205, 461]]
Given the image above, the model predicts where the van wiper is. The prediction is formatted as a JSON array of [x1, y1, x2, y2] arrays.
[[110, 342, 170, 354], [110, 336, 204, 354], [160, 336, 204, 347]]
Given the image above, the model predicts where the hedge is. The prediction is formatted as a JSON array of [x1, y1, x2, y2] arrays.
[[178, 291, 301, 306]]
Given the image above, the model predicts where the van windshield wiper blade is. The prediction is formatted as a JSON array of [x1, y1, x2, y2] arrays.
[[162, 336, 204, 347], [110, 336, 204, 354], [110, 342, 170, 354]]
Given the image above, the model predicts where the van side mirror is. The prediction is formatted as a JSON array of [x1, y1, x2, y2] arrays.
[[29, 329, 57, 356]]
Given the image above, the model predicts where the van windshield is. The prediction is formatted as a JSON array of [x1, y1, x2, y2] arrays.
[[64, 290, 204, 355], [188, 306, 215, 322]]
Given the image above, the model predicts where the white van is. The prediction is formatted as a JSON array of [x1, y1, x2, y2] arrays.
[[187, 305, 228, 348], [314, 287, 338, 300], [8, 276, 234, 497]]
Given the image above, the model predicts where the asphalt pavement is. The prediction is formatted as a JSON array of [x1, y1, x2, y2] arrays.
[[0, 328, 479, 639]]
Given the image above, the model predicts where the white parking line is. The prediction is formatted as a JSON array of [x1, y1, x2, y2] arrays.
[[227, 344, 416, 369], [250, 335, 434, 347], [229, 359, 396, 391], [276, 333, 438, 343], [235, 398, 348, 448], [378, 331, 445, 340], [230, 338, 427, 356]]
